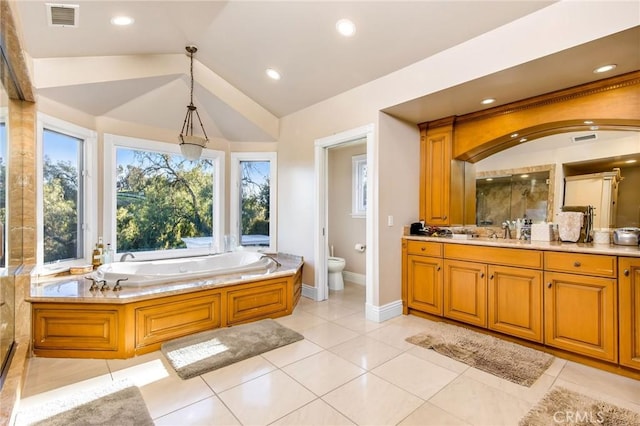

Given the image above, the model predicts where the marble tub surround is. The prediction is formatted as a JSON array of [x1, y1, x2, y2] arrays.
[[29, 253, 304, 303]]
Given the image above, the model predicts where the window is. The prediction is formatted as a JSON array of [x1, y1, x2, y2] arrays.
[[230, 153, 277, 252], [352, 154, 367, 217], [104, 134, 224, 259], [37, 114, 97, 269]]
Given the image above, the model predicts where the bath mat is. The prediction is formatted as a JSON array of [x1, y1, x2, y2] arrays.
[[519, 387, 640, 425], [161, 318, 304, 379], [15, 380, 152, 426], [405, 321, 554, 386]]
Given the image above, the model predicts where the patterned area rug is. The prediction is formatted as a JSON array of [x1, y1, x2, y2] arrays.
[[161, 318, 304, 379], [406, 320, 554, 386], [16, 380, 152, 426], [520, 387, 640, 425]]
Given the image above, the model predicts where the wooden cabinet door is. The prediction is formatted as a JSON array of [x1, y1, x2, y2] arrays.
[[407, 255, 443, 316], [544, 272, 617, 362], [444, 259, 487, 327], [488, 265, 543, 342], [619, 257, 640, 370], [421, 126, 452, 226]]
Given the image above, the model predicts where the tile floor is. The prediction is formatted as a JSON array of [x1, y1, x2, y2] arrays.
[[17, 282, 640, 425]]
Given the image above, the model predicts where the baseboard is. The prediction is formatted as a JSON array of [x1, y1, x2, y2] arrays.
[[343, 271, 365, 286], [301, 283, 319, 301], [365, 299, 403, 323]]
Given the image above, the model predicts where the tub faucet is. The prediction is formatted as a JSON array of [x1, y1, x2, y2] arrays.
[[260, 254, 282, 267], [120, 252, 135, 262]]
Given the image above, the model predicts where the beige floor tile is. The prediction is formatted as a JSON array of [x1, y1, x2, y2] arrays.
[[405, 346, 469, 374], [330, 335, 402, 370], [282, 351, 365, 395], [372, 352, 459, 400], [201, 355, 276, 393], [557, 361, 640, 405], [302, 322, 360, 349], [332, 311, 387, 334], [139, 375, 215, 419], [22, 357, 111, 397], [323, 373, 424, 426], [261, 339, 325, 368], [110, 355, 174, 387], [365, 322, 425, 351], [17, 373, 115, 411], [218, 370, 316, 426], [275, 310, 329, 332], [106, 350, 166, 373], [153, 395, 241, 426], [270, 397, 356, 425], [429, 376, 532, 426], [398, 402, 472, 426], [542, 356, 567, 378], [301, 302, 360, 321], [461, 366, 556, 404]]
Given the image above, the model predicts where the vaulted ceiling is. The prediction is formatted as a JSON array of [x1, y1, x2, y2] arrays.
[[12, 1, 639, 142]]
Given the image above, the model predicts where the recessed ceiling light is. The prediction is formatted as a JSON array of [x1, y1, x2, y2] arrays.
[[336, 19, 356, 37], [486, 178, 493, 181], [590, 126, 599, 131], [481, 98, 495, 105], [110, 15, 134, 26], [583, 120, 594, 125], [520, 174, 529, 178], [625, 159, 637, 164], [519, 138, 528, 143], [266, 68, 281, 80], [593, 64, 617, 74], [510, 133, 519, 138]]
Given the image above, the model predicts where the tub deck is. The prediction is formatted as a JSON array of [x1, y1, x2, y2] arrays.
[[27, 253, 303, 359]]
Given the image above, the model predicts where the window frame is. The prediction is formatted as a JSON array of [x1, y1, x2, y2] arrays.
[[103, 133, 225, 261], [352, 153, 367, 218], [229, 152, 277, 252], [36, 113, 97, 272]]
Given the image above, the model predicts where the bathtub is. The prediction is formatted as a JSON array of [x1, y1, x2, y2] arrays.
[[91, 251, 278, 286]]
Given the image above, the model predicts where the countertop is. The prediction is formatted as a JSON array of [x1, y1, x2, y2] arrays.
[[28, 253, 304, 304], [403, 235, 640, 257]]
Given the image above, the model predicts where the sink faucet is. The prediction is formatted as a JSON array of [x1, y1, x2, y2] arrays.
[[120, 252, 135, 262], [502, 221, 512, 239]]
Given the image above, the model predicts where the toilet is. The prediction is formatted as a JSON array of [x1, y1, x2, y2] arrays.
[[327, 256, 346, 290]]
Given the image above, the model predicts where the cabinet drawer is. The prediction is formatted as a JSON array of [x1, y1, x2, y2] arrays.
[[544, 252, 616, 278], [444, 244, 542, 269], [406, 240, 442, 257]]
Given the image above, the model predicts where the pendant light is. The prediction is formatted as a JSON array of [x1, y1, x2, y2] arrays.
[[179, 45, 209, 161]]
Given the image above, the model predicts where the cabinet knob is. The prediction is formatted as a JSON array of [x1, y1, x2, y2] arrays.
[[490, 274, 494, 280], [443, 216, 447, 220], [480, 272, 485, 278], [421, 247, 426, 251], [547, 282, 552, 288], [624, 269, 630, 277], [573, 261, 581, 267], [437, 266, 441, 271]]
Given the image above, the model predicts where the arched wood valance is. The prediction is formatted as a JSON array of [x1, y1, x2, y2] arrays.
[[421, 71, 640, 163]]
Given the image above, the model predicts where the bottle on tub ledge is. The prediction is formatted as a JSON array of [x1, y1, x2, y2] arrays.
[[92, 242, 102, 270], [103, 243, 114, 264]]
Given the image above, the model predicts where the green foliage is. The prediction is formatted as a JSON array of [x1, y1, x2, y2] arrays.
[[240, 161, 270, 243], [43, 157, 78, 263], [116, 151, 214, 252]]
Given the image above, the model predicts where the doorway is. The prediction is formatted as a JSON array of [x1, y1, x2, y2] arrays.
[[314, 124, 375, 315]]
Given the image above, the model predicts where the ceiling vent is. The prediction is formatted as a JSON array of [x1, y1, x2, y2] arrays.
[[46, 3, 79, 27], [571, 133, 598, 143]]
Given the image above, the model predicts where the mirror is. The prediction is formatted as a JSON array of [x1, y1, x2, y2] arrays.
[[476, 167, 552, 226], [473, 130, 640, 229]]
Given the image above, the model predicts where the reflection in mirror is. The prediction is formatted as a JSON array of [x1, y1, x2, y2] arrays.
[[476, 165, 554, 226]]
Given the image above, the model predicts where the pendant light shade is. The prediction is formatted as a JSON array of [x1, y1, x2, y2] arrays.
[[179, 45, 208, 161]]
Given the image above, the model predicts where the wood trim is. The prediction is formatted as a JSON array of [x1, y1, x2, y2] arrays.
[[0, 0, 35, 101]]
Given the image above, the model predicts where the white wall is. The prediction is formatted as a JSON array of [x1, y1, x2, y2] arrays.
[[276, 2, 639, 307]]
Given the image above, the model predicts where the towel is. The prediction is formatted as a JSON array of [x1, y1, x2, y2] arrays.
[[558, 212, 583, 242]]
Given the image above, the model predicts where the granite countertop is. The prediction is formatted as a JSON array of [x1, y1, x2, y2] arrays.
[[403, 235, 640, 257], [28, 253, 304, 304]]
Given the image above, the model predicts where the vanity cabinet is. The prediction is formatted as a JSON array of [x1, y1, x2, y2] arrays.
[[488, 265, 543, 342], [403, 240, 443, 316], [543, 252, 618, 362], [419, 120, 467, 226], [619, 257, 640, 370], [443, 259, 487, 327]]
